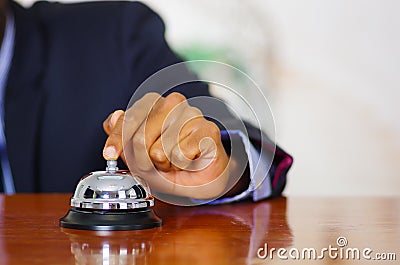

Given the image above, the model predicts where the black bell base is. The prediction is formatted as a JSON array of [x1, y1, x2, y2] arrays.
[[59, 208, 162, 231]]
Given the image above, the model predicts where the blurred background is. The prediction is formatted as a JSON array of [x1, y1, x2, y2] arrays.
[[17, 0, 400, 196]]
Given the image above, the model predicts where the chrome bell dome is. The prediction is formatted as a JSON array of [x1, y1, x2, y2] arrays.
[[70, 161, 154, 210], [60, 160, 162, 231]]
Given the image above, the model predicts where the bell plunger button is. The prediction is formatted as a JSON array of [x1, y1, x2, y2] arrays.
[[106, 160, 118, 173]]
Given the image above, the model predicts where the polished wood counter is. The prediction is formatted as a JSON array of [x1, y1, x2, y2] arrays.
[[0, 195, 398, 264]]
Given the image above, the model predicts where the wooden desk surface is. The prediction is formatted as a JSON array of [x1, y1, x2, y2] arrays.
[[0, 195, 398, 264]]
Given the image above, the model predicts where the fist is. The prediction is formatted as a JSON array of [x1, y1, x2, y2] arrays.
[[102, 92, 230, 199]]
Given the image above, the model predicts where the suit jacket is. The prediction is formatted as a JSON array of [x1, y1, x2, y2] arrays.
[[5, 1, 292, 196]]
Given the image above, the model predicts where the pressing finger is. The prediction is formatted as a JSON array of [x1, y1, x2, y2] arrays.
[[103, 110, 124, 135], [103, 112, 125, 160]]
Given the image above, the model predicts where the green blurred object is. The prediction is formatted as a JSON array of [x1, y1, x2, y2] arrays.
[[176, 44, 246, 73], [175, 44, 249, 86]]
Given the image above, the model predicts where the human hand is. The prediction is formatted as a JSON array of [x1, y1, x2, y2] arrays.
[[102, 92, 230, 199]]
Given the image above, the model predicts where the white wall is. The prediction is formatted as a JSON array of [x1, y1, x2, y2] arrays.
[[255, 0, 400, 196], [16, 0, 400, 196]]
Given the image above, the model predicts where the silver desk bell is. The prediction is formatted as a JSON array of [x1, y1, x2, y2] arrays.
[[60, 160, 162, 230]]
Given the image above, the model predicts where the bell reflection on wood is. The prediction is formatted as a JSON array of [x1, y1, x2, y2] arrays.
[[62, 229, 156, 265], [61, 198, 291, 265]]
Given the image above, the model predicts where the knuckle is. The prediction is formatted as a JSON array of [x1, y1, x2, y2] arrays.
[[206, 121, 221, 139], [161, 94, 187, 116], [151, 97, 166, 113], [144, 92, 161, 100], [136, 93, 161, 112], [167, 92, 186, 103], [124, 108, 135, 121], [187, 106, 203, 117], [149, 148, 167, 163], [131, 93, 160, 109], [111, 110, 124, 125], [180, 144, 197, 160]]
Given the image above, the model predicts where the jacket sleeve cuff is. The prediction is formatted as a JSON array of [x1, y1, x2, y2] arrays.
[[192, 129, 293, 204], [200, 130, 272, 204]]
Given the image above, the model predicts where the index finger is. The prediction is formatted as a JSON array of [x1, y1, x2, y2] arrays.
[[103, 93, 161, 160]]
